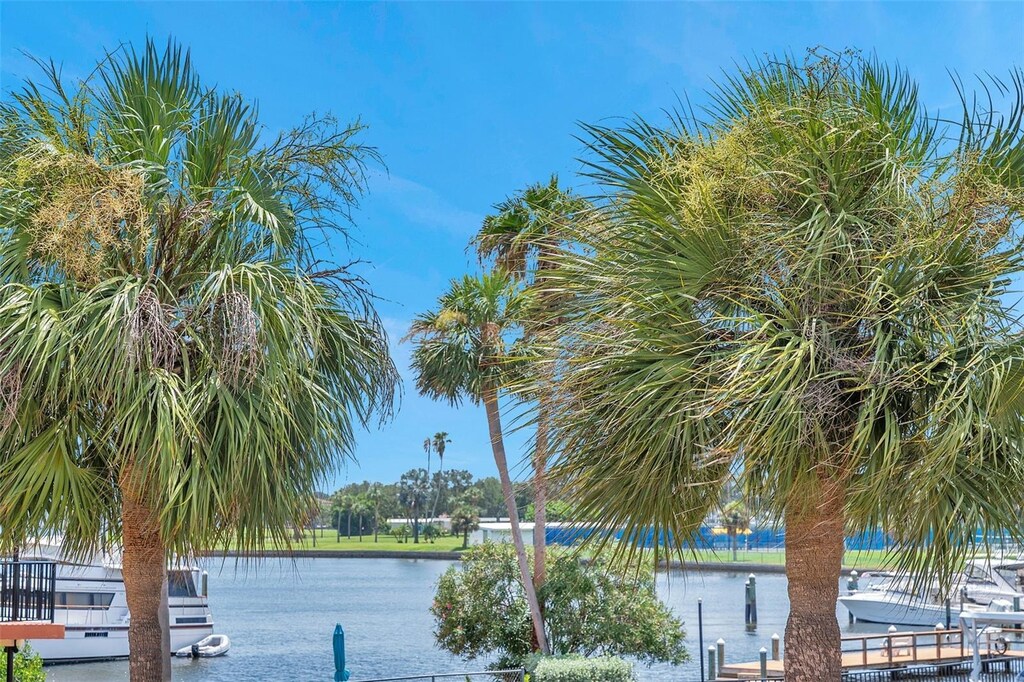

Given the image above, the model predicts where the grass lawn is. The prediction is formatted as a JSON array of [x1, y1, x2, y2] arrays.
[[680, 548, 894, 570], [253, 532, 895, 569], [263, 530, 468, 553]]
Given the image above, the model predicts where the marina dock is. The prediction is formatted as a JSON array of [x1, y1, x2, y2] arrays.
[[715, 627, 1024, 680]]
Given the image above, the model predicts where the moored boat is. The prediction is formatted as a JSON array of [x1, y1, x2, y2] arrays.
[[175, 633, 230, 658], [839, 558, 1024, 627], [12, 541, 215, 663]]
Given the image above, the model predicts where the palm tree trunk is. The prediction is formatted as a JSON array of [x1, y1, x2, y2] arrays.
[[462, 527, 469, 549], [784, 481, 846, 682], [120, 484, 171, 682], [732, 531, 738, 562], [347, 514, 352, 539], [336, 512, 341, 542], [374, 507, 379, 542], [483, 386, 549, 654], [532, 399, 550, 588], [358, 514, 363, 541]]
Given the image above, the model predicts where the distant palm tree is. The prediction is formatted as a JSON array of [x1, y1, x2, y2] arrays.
[[0, 39, 397, 680], [531, 52, 1024, 681], [722, 500, 751, 562], [352, 495, 371, 541], [406, 271, 549, 654], [423, 437, 432, 473], [429, 431, 451, 520], [368, 483, 384, 542], [399, 468, 430, 544], [474, 177, 590, 587]]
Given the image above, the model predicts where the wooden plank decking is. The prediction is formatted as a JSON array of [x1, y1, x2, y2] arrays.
[[716, 627, 1024, 680]]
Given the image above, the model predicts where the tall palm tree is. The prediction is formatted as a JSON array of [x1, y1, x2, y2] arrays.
[[423, 437, 432, 474], [368, 483, 383, 542], [406, 271, 549, 654], [531, 52, 1024, 681], [429, 431, 451, 520], [0, 40, 397, 680], [474, 177, 589, 587], [721, 500, 750, 563], [352, 495, 371, 541], [399, 468, 430, 544]]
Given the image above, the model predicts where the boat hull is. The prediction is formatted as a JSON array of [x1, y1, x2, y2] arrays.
[[29, 623, 215, 663], [839, 593, 952, 627]]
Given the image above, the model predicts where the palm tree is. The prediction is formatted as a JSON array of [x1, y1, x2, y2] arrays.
[[398, 468, 430, 544], [355, 494, 374, 541], [406, 271, 549, 654], [531, 52, 1024, 682], [368, 483, 383, 542], [474, 177, 589, 588], [0, 40, 397, 680], [721, 500, 750, 562], [429, 431, 451, 520], [423, 437, 432, 473]]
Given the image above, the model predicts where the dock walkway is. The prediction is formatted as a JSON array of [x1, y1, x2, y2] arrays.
[[716, 627, 1024, 680]]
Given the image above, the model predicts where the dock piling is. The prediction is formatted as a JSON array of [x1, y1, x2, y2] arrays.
[[707, 645, 716, 680], [745, 574, 758, 630], [717, 637, 726, 668], [771, 633, 780, 661]]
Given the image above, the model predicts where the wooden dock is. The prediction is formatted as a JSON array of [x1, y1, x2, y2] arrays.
[[716, 627, 1024, 680]]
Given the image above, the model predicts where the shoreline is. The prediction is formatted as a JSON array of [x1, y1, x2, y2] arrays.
[[199, 550, 867, 574]]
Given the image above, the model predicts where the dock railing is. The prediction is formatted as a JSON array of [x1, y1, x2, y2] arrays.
[[354, 670, 525, 682], [0, 559, 57, 623]]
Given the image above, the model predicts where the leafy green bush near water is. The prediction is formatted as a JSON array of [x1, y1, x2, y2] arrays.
[[528, 654, 634, 682], [0, 643, 46, 682], [432, 543, 686, 670]]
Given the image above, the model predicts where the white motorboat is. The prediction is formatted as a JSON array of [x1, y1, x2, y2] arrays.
[[175, 634, 230, 658], [13, 541, 215, 663], [839, 558, 1024, 627]]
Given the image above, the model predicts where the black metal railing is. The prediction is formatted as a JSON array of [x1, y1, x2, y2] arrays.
[[0, 560, 56, 623]]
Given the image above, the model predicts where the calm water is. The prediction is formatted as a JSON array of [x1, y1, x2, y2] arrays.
[[44, 558, 884, 681]]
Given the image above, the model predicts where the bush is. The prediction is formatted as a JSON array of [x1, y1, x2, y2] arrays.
[[432, 543, 687, 670], [529, 655, 634, 682], [0, 643, 46, 682]]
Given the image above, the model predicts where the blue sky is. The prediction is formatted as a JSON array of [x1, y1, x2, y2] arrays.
[[2, 2, 1022, 490]]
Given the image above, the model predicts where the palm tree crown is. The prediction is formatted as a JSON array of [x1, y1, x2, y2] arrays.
[[532, 52, 1024, 681], [0, 39, 397, 680]]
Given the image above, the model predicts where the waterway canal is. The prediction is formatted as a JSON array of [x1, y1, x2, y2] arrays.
[[44, 557, 886, 681]]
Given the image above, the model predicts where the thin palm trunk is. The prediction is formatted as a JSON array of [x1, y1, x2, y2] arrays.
[[336, 512, 341, 542], [430, 460, 443, 523], [483, 385, 549, 654], [358, 514, 363, 541], [784, 481, 846, 682], [374, 506, 379, 542], [347, 513, 352, 539], [120, 483, 171, 682], [532, 400, 550, 587], [413, 507, 420, 543]]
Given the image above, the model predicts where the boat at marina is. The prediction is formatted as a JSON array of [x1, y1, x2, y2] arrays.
[[175, 634, 230, 658], [14, 541, 215, 663], [839, 558, 1024, 626]]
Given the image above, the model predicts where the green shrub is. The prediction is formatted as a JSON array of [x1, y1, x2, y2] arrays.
[[0, 643, 46, 682], [432, 543, 687, 670], [530, 655, 634, 682]]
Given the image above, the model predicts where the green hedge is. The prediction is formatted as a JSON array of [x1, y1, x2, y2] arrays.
[[528, 654, 634, 682]]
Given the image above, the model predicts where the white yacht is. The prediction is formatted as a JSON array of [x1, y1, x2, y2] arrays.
[[16, 541, 214, 663], [839, 558, 1024, 627]]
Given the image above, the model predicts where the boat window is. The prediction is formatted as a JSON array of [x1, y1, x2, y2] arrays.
[[55, 592, 115, 608], [167, 570, 198, 598], [176, 616, 208, 624], [966, 564, 995, 584], [84, 632, 109, 638]]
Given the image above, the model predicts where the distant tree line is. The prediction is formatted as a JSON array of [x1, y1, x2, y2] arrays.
[[308, 473, 565, 545]]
